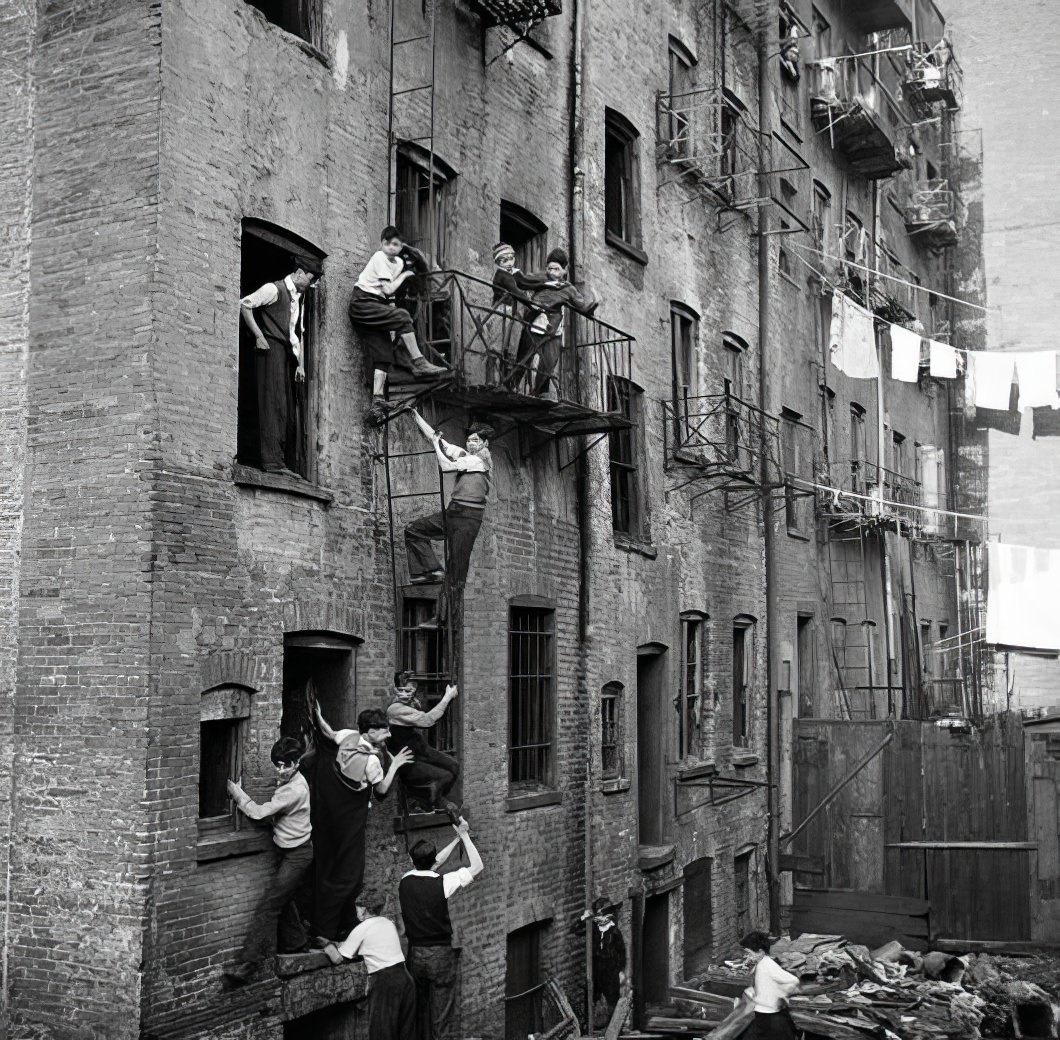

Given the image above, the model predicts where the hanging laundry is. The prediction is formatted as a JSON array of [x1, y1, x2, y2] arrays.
[[829, 294, 879, 379], [985, 542, 1060, 651], [1015, 351, 1059, 410], [889, 324, 922, 382], [975, 383, 1021, 435], [967, 351, 1016, 410], [1033, 406, 1060, 438], [928, 339, 959, 379]]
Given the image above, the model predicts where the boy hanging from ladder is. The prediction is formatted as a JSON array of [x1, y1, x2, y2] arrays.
[[403, 410, 494, 630], [349, 225, 449, 427]]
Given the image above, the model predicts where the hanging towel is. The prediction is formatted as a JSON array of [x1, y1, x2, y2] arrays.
[[889, 324, 922, 382], [1015, 351, 1060, 410], [830, 295, 879, 379], [985, 542, 1060, 651], [928, 340, 959, 379], [968, 351, 1017, 410]]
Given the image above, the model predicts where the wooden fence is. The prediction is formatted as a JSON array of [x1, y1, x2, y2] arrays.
[[790, 713, 1033, 941]]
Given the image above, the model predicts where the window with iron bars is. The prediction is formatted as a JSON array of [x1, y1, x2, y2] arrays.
[[400, 596, 457, 759], [395, 144, 456, 270], [508, 605, 555, 790], [601, 681, 624, 779]]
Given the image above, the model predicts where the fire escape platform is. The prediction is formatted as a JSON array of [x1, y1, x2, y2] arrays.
[[812, 99, 907, 180], [470, 0, 562, 27]]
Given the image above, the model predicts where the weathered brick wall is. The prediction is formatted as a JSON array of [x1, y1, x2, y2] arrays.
[[0, 1, 34, 1033], [5, 1, 163, 1035]]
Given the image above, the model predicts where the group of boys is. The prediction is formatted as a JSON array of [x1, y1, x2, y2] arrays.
[[222, 673, 476, 1040]]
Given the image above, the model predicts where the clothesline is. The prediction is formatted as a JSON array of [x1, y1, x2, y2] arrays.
[[788, 240, 997, 316], [788, 476, 989, 525]]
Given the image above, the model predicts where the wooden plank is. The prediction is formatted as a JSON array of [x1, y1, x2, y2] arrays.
[[792, 908, 929, 940], [934, 939, 1060, 955], [603, 996, 632, 1040], [780, 852, 824, 874], [794, 888, 929, 916], [669, 987, 734, 1009], [887, 841, 1037, 850]]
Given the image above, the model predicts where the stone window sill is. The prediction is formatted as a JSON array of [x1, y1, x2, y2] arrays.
[[605, 232, 649, 267], [731, 750, 760, 768], [601, 777, 632, 794], [506, 790, 562, 813], [234, 464, 334, 505], [613, 533, 658, 559], [675, 761, 718, 782], [638, 844, 676, 871], [786, 526, 812, 542], [196, 827, 271, 863]]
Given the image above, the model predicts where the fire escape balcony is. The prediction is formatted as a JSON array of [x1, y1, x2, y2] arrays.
[[904, 179, 960, 249], [817, 460, 922, 533], [809, 61, 911, 181], [469, 0, 561, 27], [846, 0, 912, 34], [396, 269, 634, 439], [655, 85, 769, 212], [663, 390, 784, 509], [903, 43, 963, 114]]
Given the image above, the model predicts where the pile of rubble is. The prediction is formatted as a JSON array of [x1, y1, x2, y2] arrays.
[[643, 934, 1060, 1040]]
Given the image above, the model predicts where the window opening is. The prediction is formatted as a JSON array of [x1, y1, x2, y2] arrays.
[[608, 378, 645, 537], [499, 200, 549, 275], [605, 109, 642, 250], [678, 615, 704, 759], [732, 619, 754, 747], [508, 605, 555, 790], [245, 0, 322, 47], [601, 681, 624, 779]]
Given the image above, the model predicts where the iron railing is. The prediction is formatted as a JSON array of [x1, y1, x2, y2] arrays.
[[401, 269, 634, 420], [818, 460, 922, 524], [656, 85, 764, 209], [662, 390, 783, 485], [904, 178, 961, 246], [904, 42, 963, 113]]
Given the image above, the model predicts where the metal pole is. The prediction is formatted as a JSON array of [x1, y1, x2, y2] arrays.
[[756, 5, 781, 937]]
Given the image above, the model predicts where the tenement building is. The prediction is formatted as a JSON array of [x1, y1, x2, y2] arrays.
[[0, 0, 983, 1037]]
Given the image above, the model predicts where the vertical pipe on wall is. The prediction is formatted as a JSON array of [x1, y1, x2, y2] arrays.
[[567, 0, 595, 1023], [757, 1, 781, 935]]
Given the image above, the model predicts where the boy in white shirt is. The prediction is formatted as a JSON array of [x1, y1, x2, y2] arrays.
[[739, 930, 800, 1038], [323, 892, 416, 1040]]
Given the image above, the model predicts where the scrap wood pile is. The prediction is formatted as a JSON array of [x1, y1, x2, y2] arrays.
[[642, 934, 1060, 1040]]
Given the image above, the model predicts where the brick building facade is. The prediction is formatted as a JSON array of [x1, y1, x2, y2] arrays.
[[1, 0, 980, 1037]]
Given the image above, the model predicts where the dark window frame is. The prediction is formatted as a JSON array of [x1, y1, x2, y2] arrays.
[[601, 680, 624, 780], [849, 403, 867, 492], [608, 377, 648, 540], [604, 108, 645, 257], [505, 919, 552, 1040], [732, 617, 755, 748], [400, 595, 458, 762], [500, 200, 549, 275], [667, 35, 698, 158], [781, 407, 810, 534], [734, 849, 753, 936], [508, 603, 557, 791], [395, 142, 457, 269], [670, 302, 700, 443], [245, 0, 323, 49], [198, 684, 253, 836], [678, 612, 707, 760], [237, 219, 325, 481]]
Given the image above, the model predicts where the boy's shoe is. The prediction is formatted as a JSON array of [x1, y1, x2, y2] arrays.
[[368, 398, 399, 427], [410, 357, 449, 378]]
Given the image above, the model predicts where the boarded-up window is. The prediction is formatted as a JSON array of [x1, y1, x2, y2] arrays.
[[734, 850, 753, 936], [683, 857, 713, 976]]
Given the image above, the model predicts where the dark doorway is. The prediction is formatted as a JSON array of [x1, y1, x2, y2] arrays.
[[641, 891, 671, 1005], [797, 614, 815, 717], [505, 920, 549, 1040], [682, 858, 712, 978], [281, 631, 360, 741], [636, 645, 669, 846], [283, 1001, 361, 1039]]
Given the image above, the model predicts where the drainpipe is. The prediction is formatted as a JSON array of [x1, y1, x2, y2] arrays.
[[567, 0, 595, 1024], [756, 10, 781, 936]]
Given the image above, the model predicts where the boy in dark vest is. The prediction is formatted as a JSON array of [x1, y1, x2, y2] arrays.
[[386, 671, 460, 818], [311, 705, 414, 942], [399, 819, 484, 1040], [240, 265, 317, 472], [403, 410, 494, 629]]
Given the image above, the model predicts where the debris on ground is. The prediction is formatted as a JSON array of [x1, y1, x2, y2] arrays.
[[637, 934, 1060, 1040]]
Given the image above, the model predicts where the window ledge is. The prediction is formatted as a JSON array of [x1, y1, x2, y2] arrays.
[[675, 761, 719, 782], [638, 844, 676, 871], [613, 533, 657, 559], [601, 777, 632, 794], [506, 790, 562, 813], [605, 232, 649, 267], [233, 464, 334, 505], [786, 526, 812, 542], [196, 828, 271, 863], [778, 269, 802, 290], [731, 750, 760, 768]]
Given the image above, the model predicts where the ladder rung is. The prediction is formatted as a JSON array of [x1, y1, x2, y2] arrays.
[[394, 34, 431, 44], [393, 85, 433, 97], [391, 491, 441, 499], [385, 450, 438, 459]]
